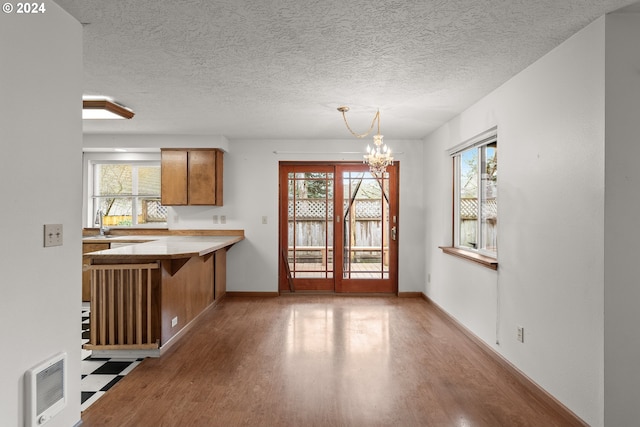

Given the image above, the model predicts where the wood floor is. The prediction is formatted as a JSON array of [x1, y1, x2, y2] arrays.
[[81, 295, 583, 427]]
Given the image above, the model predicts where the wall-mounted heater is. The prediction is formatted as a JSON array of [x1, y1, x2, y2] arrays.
[[25, 353, 67, 427]]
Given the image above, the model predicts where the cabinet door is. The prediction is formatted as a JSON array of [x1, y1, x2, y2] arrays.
[[161, 150, 188, 205], [188, 150, 217, 205]]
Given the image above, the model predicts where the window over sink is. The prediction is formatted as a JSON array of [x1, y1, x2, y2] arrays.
[[85, 153, 168, 228]]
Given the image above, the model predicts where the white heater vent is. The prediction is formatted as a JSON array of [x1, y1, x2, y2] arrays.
[[25, 353, 67, 427]]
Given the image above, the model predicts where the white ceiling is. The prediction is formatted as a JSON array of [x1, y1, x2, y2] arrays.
[[55, 0, 639, 140]]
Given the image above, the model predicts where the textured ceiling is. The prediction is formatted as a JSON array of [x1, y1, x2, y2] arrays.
[[54, 0, 638, 140]]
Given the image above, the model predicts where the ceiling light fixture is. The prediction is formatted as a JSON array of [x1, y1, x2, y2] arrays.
[[337, 106, 393, 174], [82, 99, 134, 120]]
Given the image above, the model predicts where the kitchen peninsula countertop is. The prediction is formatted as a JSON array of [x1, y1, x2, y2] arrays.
[[83, 234, 244, 260]]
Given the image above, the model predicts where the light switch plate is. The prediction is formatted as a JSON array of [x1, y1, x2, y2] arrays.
[[44, 224, 63, 247]]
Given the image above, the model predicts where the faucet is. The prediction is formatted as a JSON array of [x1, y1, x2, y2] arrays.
[[95, 210, 108, 236]]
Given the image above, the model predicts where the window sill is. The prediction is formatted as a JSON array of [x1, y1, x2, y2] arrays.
[[439, 246, 498, 270]]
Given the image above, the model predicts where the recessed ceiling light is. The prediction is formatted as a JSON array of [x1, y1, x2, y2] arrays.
[[82, 98, 134, 119]]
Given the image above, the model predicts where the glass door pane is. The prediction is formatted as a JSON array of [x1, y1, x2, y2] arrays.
[[342, 170, 390, 280], [287, 171, 334, 279]]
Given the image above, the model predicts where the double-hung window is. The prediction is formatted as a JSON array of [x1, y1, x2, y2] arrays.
[[450, 129, 497, 258], [89, 161, 167, 228]]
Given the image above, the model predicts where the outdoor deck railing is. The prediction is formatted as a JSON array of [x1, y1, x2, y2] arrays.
[[288, 246, 389, 266]]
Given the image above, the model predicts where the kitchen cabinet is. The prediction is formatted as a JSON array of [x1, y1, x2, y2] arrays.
[[161, 148, 223, 206]]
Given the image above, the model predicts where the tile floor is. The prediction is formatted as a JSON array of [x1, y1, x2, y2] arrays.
[[81, 305, 143, 411]]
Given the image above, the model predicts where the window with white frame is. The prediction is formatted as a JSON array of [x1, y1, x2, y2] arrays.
[[451, 129, 497, 257], [89, 161, 167, 228]]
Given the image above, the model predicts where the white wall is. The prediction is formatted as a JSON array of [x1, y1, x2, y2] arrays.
[[0, 2, 83, 426], [423, 18, 606, 426], [221, 139, 425, 294], [83, 137, 425, 293], [604, 12, 640, 427]]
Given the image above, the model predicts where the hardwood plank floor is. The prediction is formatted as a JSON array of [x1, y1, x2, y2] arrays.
[[81, 295, 583, 427]]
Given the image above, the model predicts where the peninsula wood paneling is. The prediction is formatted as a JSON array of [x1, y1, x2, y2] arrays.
[[85, 263, 161, 350], [214, 248, 227, 300], [160, 253, 214, 345], [82, 242, 110, 301]]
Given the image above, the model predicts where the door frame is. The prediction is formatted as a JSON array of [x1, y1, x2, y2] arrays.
[[278, 161, 400, 294], [278, 163, 335, 292], [334, 163, 399, 293]]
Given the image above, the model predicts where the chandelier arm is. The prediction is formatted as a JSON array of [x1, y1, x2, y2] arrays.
[[341, 110, 380, 138]]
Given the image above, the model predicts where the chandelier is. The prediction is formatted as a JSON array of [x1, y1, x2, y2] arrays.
[[337, 106, 393, 174]]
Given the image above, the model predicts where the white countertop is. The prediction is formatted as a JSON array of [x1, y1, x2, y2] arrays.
[[83, 235, 244, 260], [83, 235, 164, 244]]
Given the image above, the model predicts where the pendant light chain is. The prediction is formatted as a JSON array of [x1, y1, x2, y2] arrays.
[[339, 108, 380, 138], [337, 106, 393, 174]]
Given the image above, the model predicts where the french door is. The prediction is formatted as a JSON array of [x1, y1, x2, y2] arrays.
[[279, 162, 399, 293]]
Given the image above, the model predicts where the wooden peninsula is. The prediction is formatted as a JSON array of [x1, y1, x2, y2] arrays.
[[82, 231, 244, 358]]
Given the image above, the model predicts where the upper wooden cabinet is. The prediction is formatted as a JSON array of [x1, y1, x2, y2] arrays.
[[161, 148, 223, 206], [161, 150, 188, 205]]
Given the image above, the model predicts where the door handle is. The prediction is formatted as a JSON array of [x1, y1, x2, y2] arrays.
[[391, 226, 397, 241]]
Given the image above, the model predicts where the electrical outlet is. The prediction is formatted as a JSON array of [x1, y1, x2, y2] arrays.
[[262, 216, 268, 224], [43, 224, 63, 247], [171, 316, 178, 328], [220, 215, 226, 224], [212, 215, 218, 224], [517, 326, 524, 343]]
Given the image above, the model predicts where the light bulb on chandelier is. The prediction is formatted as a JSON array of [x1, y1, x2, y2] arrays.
[[337, 106, 394, 174], [364, 134, 393, 175]]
